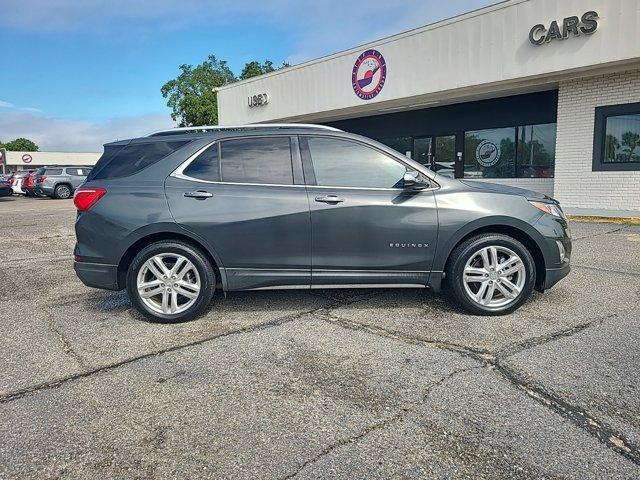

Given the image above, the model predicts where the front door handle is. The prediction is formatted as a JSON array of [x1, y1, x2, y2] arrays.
[[184, 190, 213, 199], [315, 195, 344, 204]]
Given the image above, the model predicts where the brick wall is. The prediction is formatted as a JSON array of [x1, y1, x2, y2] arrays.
[[555, 69, 640, 214]]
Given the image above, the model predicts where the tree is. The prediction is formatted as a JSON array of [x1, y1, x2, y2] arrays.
[[161, 56, 290, 126], [621, 131, 640, 162], [161, 55, 237, 127], [239, 60, 290, 80], [2, 138, 39, 151]]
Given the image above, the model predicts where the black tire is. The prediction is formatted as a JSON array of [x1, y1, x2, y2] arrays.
[[446, 233, 536, 316], [126, 241, 215, 323], [54, 184, 72, 199]]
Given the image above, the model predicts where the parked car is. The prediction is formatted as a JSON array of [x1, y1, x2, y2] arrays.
[[34, 166, 92, 199], [21, 170, 41, 197], [74, 124, 571, 323], [0, 180, 12, 198], [11, 172, 26, 195]]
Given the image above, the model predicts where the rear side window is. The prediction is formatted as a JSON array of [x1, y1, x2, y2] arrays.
[[89, 141, 189, 180], [66, 168, 84, 176], [220, 137, 293, 185], [44, 168, 63, 175], [183, 143, 220, 182]]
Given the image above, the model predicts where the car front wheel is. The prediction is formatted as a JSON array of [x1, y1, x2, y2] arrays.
[[126, 241, 215, 323], [446, 233, 536, 315]]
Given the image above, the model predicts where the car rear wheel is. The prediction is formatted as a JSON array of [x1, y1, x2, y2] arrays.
[[126, 241, 215, 323], [54, 184, 72, 199], [446, 233, 536, 315]]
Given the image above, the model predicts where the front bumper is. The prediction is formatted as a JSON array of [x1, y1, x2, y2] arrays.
[[74, 261, 120, 291], [544, 262, 571, 290]]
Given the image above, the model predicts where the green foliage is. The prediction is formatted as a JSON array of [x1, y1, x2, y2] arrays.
[[1, 138, 39, 151], [161, 55, 237, 127], [161, 56, 290, 127], [239, 60, 290, 80]]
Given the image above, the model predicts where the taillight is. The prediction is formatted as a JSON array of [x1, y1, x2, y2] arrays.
[[74, 187, 106, 212], [38, 175, 46, 183]]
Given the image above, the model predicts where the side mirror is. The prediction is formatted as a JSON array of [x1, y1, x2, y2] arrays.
[[403, 171, 428, 190]]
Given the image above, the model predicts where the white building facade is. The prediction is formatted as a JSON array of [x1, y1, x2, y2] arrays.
[[2, 151, 101, 172], [217, 0, 640, 216]]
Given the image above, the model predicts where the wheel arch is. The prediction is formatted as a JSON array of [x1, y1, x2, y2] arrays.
[[434, 218, 548, 293], [116, 226, 227, 291]]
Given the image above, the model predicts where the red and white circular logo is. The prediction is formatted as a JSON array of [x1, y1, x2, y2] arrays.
[[352, 49, 387, 100], [22, 154, 33, 164]]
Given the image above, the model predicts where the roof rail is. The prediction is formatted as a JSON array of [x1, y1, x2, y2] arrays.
[[146, 123, 342, 137]]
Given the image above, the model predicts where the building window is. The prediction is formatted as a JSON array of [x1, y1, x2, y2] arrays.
[[593, 102, 640, 171], [517, 123, 556, 178], [464, 128, 516, 179]]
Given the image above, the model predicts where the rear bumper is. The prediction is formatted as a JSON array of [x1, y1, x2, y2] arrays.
[[74, 261, 120, 291]]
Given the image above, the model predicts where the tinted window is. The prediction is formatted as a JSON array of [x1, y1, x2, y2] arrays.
[[604, 114, 640, 163], [44, 168, 63, 175], [306, 137, 407, 188], [220, 137, 293, 185], [517, 123, 556, 178], [183, 143, 220, 182], [464, 128, 516, 179], [65, 168, 84, 176], [89, 141, 189, 180]]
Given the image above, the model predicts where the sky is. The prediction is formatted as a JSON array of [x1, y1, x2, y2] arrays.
[[0, 0, 495, 152]]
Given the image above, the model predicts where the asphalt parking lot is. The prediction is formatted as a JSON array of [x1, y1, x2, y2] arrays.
[[1, 195, 639, 479]]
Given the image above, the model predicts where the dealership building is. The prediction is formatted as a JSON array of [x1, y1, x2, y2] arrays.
[[217, 0, 640, 217]]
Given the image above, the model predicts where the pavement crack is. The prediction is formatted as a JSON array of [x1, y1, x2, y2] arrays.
[[320, 313, 493, 362], [48, 322, 87, 368], [280, 366, 478, 479], [495, 314, 614, 358], [318, 313, 640, 467], [493, 361, 640, 467], [572, 264, 640, 278], [571, 225, 627, 241], [0, 308, 318, 405]]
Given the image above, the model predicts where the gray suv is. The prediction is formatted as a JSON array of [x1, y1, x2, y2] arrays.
[[73, 124, 571, 323], [34, 166, 92, 199]]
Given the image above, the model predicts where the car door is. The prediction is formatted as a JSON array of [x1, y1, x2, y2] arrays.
[[165, 135, 311, 290], [301, 135, 439, 287]]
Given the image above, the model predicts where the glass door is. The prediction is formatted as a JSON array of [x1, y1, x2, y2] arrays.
[[414, 135, 458, 178]]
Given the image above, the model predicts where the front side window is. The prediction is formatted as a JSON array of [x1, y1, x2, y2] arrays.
[[220, 137, 293, 185], [306, 137, 407, 188], [594, 102, 640, 171], [377, 137, 413, 158], [44, 168, 63, 175], [464, 128, 516, 179]]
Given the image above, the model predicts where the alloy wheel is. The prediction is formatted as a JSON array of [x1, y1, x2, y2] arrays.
[[462, 245, 526, 309], [136, 253, 201, 315], [57, 186, 71, 199]]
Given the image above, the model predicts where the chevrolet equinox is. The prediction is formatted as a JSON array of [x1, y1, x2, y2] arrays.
[[74, 124, 571, 323]]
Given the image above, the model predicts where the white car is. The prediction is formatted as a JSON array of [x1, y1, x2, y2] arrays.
[[10, 172, 30, 195]]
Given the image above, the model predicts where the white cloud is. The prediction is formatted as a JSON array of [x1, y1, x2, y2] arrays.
[[0, 112, 175, 152], [0, 99, 41, 113]]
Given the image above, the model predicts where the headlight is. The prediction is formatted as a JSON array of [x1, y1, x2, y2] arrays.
[[529, 201, 565, 218]]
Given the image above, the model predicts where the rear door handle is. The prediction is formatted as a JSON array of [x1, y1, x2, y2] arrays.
[[315, 195, 344, 204], [184, 190, 213, 199]]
